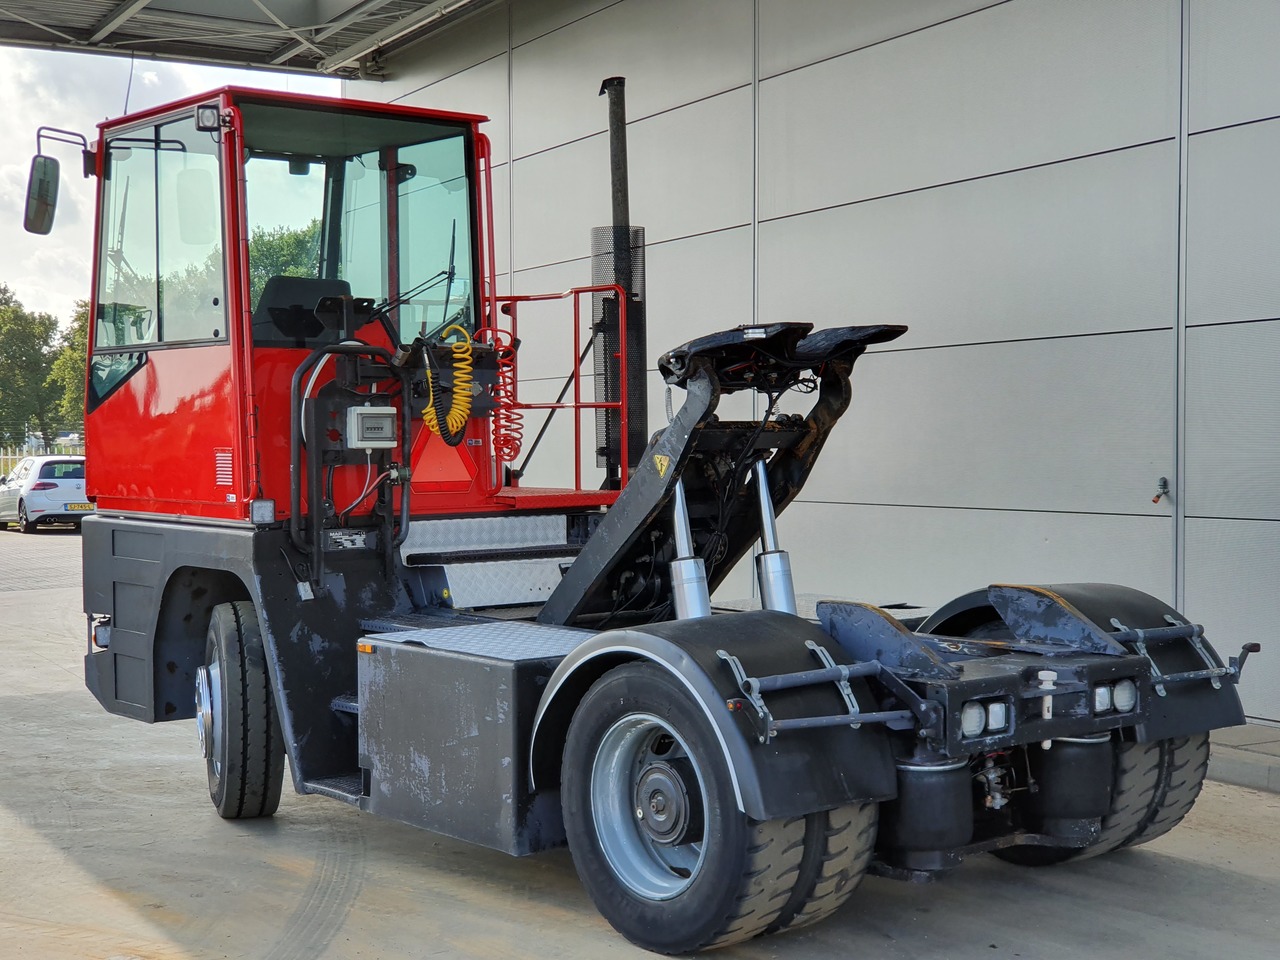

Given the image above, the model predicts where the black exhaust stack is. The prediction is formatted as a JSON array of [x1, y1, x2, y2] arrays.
[[593, 76, 646, 488]]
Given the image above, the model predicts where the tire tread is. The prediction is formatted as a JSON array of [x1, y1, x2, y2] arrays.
[[768, 803, 877, 933], [702, 816, 807, 948], [208, 601, 284, 819]]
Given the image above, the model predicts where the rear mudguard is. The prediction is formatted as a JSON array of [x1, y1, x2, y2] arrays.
[[530, 610, 897, 821], [920, 582, 1246, 742]]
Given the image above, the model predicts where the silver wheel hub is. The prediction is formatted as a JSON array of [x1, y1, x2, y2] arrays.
[[195, 660, 223, 772], [591, 714, 708, 901], [635, 761, 692, 845]]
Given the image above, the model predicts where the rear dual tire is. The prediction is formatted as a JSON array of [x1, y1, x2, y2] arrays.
[[937, 610, 1211, 867], [995, 732, 1210, 866], [561, 662, 874, 953]]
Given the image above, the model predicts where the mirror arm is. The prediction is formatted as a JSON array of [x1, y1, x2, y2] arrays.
[[35, 126, 95, 178]]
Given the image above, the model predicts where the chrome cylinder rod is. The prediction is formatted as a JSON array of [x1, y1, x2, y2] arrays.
[[671, 479, 710, 619], [753, 460, 797, 615]]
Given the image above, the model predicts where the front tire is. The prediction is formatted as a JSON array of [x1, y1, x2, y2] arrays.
[[195, 601, 285, 818], [562, 662, 806, 954]]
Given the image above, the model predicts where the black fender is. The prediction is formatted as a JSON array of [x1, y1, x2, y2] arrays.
[[921, 583, 1246, 742], [530, 610, 897, 821]]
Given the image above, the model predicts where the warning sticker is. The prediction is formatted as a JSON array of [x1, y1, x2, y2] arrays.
[[653, 454, 670, 478]]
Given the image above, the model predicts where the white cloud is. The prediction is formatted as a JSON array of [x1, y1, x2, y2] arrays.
[[0, 46, 339, 326]]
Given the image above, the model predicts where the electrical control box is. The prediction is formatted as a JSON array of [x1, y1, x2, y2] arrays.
[[346, 406, 398, 449]]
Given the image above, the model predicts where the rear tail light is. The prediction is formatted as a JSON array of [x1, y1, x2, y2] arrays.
[[30, 481, 57, 491]]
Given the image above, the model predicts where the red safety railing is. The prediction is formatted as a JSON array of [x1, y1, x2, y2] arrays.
[[496, 285, 629, 492]]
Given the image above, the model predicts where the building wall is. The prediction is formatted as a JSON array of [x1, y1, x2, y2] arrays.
[[347, 0, 1279, 721]]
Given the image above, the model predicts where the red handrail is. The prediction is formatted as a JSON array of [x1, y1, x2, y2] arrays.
[[496, 285, 629, 492]]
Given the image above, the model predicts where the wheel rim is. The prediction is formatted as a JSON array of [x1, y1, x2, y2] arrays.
[[195, 659, 223, 776], [591, 712, 708, 901], [18, 503, 28, 526]]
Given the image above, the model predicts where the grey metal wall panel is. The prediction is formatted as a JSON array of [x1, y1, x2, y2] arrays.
[[758, 0, 1179, 220], [805, 331, 1175, 515], [512, 0, 620, 46], [1184, 319, 1280, 521], [378, 3, 508, 103], [508, 258, 594, 382], [510, 228, 754, 380], [1188, 0, 1280, 133], [780, 501, 1174, 613], [392, 55, 512, 165], [512, 136, 608, 271], [644, 227, 754, 358], [512, 89, 753, 270], [510, 0, 752, 158], [629, 88, 753, 245], [760, 142, 1178, 349], [759, 0, 1000, 79], [1184, 518, 1280, 721], [1186, 119, 1280, 325]]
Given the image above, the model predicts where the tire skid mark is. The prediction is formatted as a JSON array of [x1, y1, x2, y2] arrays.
[[263, 817, 367, 960]]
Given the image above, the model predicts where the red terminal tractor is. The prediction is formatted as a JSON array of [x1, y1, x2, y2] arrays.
[[23, 81, 1259, 953]]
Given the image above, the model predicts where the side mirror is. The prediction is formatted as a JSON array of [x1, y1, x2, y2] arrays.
[[24, 154, 60, 235]]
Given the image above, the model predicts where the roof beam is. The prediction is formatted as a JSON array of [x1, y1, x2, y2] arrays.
[[268, 0, 401, 65], [0, 5, 78, 42], [90, 0, 155, 44], [249, 0, 324, 59], [319, 0, 484, 73]]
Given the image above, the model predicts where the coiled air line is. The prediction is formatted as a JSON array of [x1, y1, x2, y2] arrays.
[[424, 323, 474, 446]]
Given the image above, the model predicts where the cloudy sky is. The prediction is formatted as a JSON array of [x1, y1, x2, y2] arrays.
[[0, 45, 339, 326]]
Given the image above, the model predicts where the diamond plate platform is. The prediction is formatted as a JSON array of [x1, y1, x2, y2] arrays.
[[399, 515, 566, 561], [365, 620, 590, 661]]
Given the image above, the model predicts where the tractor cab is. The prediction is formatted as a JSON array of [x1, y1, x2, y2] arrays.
[[41, 88, 625, 537]]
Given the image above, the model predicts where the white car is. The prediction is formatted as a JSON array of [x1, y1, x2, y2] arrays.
[[0, 455, 94, 532]]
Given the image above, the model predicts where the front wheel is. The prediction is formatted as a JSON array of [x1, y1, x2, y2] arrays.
[[561, 662, 808, 954], [195, 601, 285, 818]]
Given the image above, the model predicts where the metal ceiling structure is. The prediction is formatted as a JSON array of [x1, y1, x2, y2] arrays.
[[0, 0, 497, 77]]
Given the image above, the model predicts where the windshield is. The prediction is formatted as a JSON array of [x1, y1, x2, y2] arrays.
[[239, 100, 477, 347]]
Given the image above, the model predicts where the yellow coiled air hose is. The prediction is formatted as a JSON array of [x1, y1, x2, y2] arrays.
[[425, 323, 474, 446]]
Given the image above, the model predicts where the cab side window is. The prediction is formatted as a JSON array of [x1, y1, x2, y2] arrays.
[[97, 113, 225, 350]]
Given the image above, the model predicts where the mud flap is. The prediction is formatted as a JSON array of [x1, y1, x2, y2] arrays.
[[530, 610, 897, 821]]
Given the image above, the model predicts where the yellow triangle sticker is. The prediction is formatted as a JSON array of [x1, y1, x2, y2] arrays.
[[653, 454, 670, 478]]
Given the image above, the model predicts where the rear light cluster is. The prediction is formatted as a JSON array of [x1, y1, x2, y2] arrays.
[[1093, 679, 1138, 714], [960, 699, 1011, 738], [30, 481, 57, 491]]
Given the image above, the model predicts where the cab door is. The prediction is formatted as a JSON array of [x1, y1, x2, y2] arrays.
[[86, 106, 244, 520]]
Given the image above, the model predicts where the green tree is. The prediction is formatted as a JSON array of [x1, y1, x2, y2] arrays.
[[247, 219, 322, 307], [48, 300, 90, 431], [0, 284, 62, 447]]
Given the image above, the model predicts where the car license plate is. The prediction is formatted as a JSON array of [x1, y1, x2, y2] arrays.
[[66, 503, 94, 512]]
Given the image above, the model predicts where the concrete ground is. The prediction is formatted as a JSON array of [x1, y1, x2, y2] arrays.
[[2, 528, 1278, 960]]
